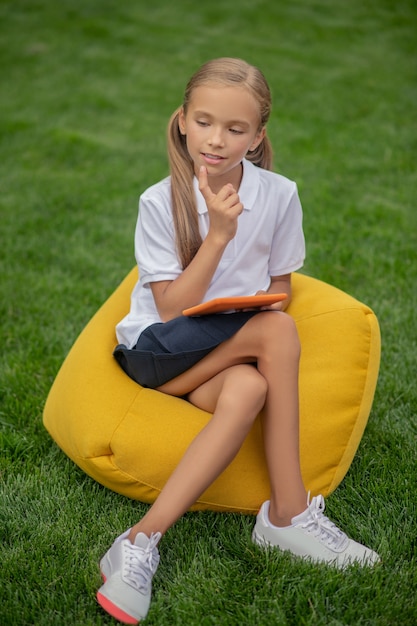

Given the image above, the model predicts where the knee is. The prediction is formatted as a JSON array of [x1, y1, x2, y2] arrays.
[[223, 365, 267, 418], [260, 312, 301, 360]]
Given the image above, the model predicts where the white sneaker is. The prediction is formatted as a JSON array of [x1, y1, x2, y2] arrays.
[[97, 530, 161, 624], [252, 495, 380, 569]]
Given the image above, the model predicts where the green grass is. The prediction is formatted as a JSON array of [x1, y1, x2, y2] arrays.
[[1, 0, 416, 624]]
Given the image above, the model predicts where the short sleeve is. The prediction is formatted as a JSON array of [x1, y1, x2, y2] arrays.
[[268, 184, 305, 276], [135, 188, 182, 287]]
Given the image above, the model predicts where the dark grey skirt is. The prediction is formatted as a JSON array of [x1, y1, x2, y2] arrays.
[[113, 311, 260, 388]]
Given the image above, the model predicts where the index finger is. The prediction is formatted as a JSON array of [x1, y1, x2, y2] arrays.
[[198, 166, 212, 201]]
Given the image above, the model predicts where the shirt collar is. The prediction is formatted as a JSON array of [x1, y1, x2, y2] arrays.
[[194, 159, 260, 215]]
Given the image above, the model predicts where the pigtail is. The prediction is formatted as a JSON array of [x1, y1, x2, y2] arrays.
[[167, 108, 202, 269], [247, 134, 274, 171]]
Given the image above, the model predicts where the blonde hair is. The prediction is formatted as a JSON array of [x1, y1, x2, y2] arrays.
[[167, 58, 273, 268]]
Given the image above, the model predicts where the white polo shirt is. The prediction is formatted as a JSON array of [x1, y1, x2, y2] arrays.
[[116, 159, 305, 348]]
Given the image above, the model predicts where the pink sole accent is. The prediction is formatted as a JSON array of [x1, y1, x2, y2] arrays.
[[97, 591, 139, 624]]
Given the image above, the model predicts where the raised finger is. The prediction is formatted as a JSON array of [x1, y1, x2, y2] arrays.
[[198, 166, 213, 201]]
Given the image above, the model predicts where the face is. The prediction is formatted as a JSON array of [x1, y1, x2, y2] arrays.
[[178, 84, 266, 191]]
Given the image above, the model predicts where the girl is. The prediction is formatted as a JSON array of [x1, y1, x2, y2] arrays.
[[97, 58, 379, 624]]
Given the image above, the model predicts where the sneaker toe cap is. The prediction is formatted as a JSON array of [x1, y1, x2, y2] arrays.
[[339, 540, 380, 567], [97, 576, 151, 623]]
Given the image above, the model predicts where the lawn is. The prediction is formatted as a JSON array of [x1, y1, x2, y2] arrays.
[[1, 0, 416, 624]]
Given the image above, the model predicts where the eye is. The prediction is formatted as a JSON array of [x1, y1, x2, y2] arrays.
[[196, 120, 209, 127], [229, 128, 244, 135]]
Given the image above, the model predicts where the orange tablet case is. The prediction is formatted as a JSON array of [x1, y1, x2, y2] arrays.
[[183, 294, 287, 316]]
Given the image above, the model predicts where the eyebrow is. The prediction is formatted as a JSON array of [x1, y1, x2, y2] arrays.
[[193, 110, 251, 129]]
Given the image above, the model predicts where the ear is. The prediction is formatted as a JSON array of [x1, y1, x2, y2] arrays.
[[250, 126, 266, 151], [178, 107, 186, 135]]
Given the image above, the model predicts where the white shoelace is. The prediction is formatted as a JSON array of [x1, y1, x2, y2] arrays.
[[299, 494, 349, 552], [122, 532, 162, 592]]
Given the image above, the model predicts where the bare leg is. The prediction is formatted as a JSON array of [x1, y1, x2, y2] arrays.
[[129, 311, 307, 541], [255, 314, 307, 526], [129, 364, 267, 540]]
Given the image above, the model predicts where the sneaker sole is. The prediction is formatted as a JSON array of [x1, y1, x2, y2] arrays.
[[96, 573, 139, 625]]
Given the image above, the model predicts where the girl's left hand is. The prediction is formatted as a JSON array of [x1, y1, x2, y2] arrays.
[[255, 274, 292, 311], [255, 290, 285, 311]]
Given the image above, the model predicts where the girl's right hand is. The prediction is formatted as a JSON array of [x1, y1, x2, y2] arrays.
[[198, 166, 243, 244]]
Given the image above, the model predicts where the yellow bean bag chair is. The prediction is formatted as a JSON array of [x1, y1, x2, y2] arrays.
[[43, 270, 380, 513]]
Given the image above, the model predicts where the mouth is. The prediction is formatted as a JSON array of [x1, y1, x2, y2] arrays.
[[201, 153, 225, 164]]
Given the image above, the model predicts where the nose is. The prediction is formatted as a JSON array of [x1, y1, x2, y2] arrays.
[[208, 126, 225, 147]]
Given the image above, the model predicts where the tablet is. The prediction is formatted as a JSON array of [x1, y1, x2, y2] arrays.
[[182, 294, 287, 316]]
